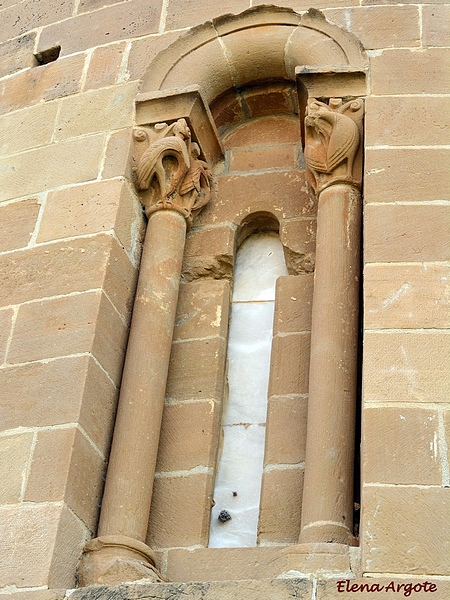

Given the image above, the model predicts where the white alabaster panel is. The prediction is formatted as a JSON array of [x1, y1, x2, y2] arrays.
[[232, 233, 288, 302], [209, 232, 287, 548], [224, 301, 275, 425], [209, 424, 266, 548]]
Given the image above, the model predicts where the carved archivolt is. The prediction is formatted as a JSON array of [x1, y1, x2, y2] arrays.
[[304, 98, 363, 194], [134, 118, 212, 224]]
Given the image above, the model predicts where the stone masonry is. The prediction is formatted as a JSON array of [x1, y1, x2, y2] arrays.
[[0, 0, 449, 599]]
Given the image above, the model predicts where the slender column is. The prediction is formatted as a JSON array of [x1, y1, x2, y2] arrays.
[[299, 98, 363, 545], [79, 119, 212, 586]]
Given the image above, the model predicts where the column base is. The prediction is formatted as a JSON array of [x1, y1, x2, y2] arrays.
[[272, 542, 361, 579], [78, 535, 163, 586]]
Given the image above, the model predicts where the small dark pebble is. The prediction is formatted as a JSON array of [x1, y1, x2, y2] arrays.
[[218, 510, 232, 522]]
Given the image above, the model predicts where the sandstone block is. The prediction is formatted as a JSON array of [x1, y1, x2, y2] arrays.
[[364, 148, 450, 203], [0, 308, 14, 364], [0, 102, 58, 158], [0, 54, 85, 116], [0, 355, 117, 454], [323, 7, 420, 50], [364, 264, 450, 329], [174, 279, 230, 341], [269, 333, 310, 396], [423, 6, 450, 47], [126, 31, 181, 82], [101, 129, 135, 181], [0, 32, 37, 79], [229, 144, 298, 172], [371, 48, 450, 95], [273, 275, 314, 334], [8, 291, 128, 385], [0, 432, 34, 504], [365, 97, 449, 147], [280, 221, 316, 275], [363, 331, 450, 404], [0, 0, 73, 44], [165, 547, 285, 583], [165, 0, 244, 30], [0, 235, 135, 314], [2, 591, 66, 600], [0, 134, 104, 202], [0, 198, 40, 252], [362, 407, 441, 485], [38, 0, 162, 57], [265, 395, 308, 465], [147, 473, 214, 548], [258, 467, 303, 543], [223, 115, 301, 148], [184, 224, 234, 260], [199, 170, 313, 228], [364, 204, 450, 263], [242, 81, 297, 118], [361, 486, 450, 575], [24, 427, 104, 531], [70, 578, 312, 600], [37, 179, 144, 257], [54, 82, 138, 141], [0, 503, 86, 588], [156, 400, 221, 473], [166, 337, 227, 402], [84, 43, 126, 90]]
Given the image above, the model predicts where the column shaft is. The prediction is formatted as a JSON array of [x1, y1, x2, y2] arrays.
[[299, 184, 361, 544], [98, 209, 186, 541]]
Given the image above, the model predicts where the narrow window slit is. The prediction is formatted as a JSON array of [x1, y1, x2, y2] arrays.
[[209, 232, 288, 548]]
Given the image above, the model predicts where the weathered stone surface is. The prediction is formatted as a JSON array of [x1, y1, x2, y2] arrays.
[[0, 355, 117, 453], [8, 291, 128, 385], [362, 407, 441, 485], [156, 400, 220, 472], [0, 0, 73, 44], [146, 473, 214, 549], [364, 204, 450, 263], [1, 590, 66, 599], [71, 578, 313, 599], [423, 5, 450, 46], [53, 83, 138, 142], [364, 148, 450, 203], [0, 31, 37, 78], [84, 43, 126, 91], [0, 432, 34, 503], [265, 395, 308, 465], [182, 226, 234, 282], [259, 467, 303, 543], [365, 96, 449, 147], [0, 503, 86, 588], [0, 54, 85, 116], [0, 102, 58, 158], [0, 308, 14, 364], [323, 6, 420, 50], [370, 48, 450, 95], [363, 331, 450, 404], [364, 264, 450, 329], [223, 115, 301, 148], [165, 547, 287, 583], [361, 486, 450, 575], [269, 333, 310, 396], [24, 427, 105, 530], [37, 0, 162, 56], [280, 220, 316, 275], [0, 235, 136, 316], [273, 275, 314, 335], [229, 144, 298, 172], [0, 134, 104, 202], [174, 279, 230, 340], [0, 198, 40, 252]]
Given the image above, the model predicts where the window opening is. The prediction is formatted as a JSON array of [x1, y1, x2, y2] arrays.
[[209, 232, 288, 548]]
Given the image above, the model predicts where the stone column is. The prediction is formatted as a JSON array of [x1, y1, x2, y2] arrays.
[[79, 119, 212, 586], [299, 98, 364, 545]]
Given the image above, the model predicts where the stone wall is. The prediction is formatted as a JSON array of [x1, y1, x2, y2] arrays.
[[0, 0, 448, 598]]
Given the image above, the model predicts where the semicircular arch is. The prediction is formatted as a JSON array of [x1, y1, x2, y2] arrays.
[[140, 5, 367, 105]]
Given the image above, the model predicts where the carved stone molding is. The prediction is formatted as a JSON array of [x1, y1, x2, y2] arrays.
[[134, 118, 212, 225], [304, 97, 363, 195]]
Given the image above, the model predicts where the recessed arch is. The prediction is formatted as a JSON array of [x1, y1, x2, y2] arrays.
[[140, 5, 368, 106]]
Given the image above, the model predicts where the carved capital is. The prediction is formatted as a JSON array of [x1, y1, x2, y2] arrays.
[[133, 118, 212, 225], [304, 97, 363, 195]]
